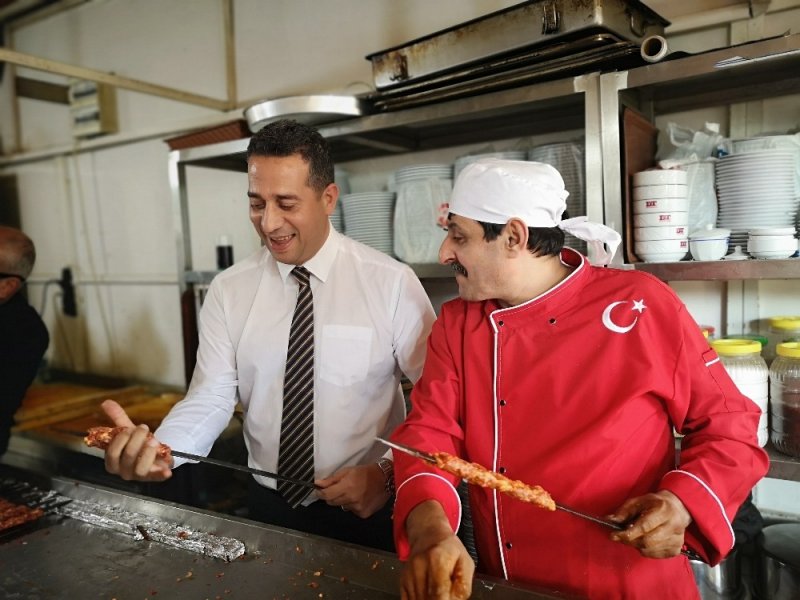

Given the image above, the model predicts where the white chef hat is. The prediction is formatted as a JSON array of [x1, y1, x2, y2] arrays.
[[448, 158, 621, 265]]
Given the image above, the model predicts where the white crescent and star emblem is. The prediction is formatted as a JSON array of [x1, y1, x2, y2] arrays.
[[601, 299, 647, 334]]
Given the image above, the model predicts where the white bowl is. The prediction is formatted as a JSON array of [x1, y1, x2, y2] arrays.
[[747, 235, 797, 254], [633, 184, 689, 201], [637, 250, 689, 263], [632, 211, 689, 227], [635, 239, 689, 259], [633, 169, 688, 186], [690, 238, 730, 261], [750, 249, 797, 259], [634, 226, 689, 241], [632, 197, 690, 213]]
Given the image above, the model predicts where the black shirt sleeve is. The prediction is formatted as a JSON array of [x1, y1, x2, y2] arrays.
[[0, 293, 49, 455]]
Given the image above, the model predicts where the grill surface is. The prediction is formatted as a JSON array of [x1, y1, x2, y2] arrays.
[[0, 465, 573, 599]]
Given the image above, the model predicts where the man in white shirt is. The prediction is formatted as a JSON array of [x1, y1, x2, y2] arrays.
[[100, 119, 436, 551]]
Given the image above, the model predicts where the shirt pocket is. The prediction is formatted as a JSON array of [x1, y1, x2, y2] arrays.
[[320, 325, 373, 386]]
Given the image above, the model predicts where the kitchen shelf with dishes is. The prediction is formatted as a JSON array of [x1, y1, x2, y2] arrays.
[[597, 33, 800, 281], [629, 258, 800, 281], [168, 69, 602, 288], [169, 34, 800, 399]]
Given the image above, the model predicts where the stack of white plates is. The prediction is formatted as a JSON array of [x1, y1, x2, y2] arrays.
[[716, 149, 800, 248], [393, 164, 452, 264], [632, 170, 689, 262], [454, 151, 527, 180], [747, 227, 798, 260], [529, 142, 586, 254], [340, 191, 395, 256], [394, 163, 453, 186]]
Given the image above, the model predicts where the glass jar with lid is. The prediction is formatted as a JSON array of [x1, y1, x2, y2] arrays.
[[764, 316, 800, 365], [710, 339, 769, 447], [723, 334, 768, 356], [768, 342, 800, 457]]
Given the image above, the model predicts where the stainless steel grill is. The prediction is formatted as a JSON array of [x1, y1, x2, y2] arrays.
[[0, 465, 569, 599]]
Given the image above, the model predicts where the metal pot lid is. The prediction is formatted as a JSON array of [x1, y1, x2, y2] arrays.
[[761, 523, 800, 568], [244, 95, 366, 133]]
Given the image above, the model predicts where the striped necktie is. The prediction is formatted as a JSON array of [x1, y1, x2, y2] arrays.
[[277, 266, 315, 507]]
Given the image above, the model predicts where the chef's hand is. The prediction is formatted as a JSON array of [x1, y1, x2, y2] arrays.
[[607, 490, 692, 558], [315, 464, 389, 518], [100, 399, 173, 482], [401, 500, 474, 600]]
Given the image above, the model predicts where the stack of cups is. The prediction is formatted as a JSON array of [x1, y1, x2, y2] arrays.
[[632, 169, 689, 262]]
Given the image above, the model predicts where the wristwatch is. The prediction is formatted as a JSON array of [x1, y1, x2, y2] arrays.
[[377, 458, 395, 496]]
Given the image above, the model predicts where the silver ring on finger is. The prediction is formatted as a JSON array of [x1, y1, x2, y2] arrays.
[[341, 505, 348, 512]]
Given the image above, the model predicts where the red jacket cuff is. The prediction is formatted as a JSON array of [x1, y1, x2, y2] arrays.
[[660, 470, 735, 565], [393, 473, 462, 560]]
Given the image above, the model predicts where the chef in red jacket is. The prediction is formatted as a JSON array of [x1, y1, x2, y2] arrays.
[[391, 159, 769, 600]]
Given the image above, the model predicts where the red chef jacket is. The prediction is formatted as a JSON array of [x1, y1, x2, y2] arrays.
[[392, 249, 769, 599]]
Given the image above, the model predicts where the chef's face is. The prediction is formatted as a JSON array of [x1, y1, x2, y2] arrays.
[[248, 154, 337, 266], [439, 213, 508, 302]]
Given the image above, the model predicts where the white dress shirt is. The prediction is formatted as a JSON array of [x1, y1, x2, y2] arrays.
[[156, 229, 435, 494]]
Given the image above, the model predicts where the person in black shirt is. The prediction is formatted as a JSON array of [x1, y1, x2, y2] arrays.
[[0, 226, 49, 455]]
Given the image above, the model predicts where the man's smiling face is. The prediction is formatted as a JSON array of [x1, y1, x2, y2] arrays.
[[247, 153, 336, 265]]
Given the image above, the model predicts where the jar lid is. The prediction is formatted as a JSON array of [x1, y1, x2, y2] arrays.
[[711, 338, 762, 355], [689, 224, 731, 241], [768, 316, 800, 330], [777, 342, 800, 358], [724, 334, 768, 348]]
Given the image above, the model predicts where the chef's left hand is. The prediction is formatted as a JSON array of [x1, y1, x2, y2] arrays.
[[315, 464, 390, 518], [606, 490, 692, 558]]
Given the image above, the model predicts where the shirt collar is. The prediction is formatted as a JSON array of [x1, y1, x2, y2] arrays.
[[274, 227, 341, 284]]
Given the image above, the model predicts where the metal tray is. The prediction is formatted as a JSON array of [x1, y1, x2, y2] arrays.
[[366, 0, 669, 90], [244, 95, 367, 133]]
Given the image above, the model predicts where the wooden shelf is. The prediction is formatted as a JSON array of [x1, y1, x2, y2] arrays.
[[765, 442, 800, 482], [629, 258, 800, 281]]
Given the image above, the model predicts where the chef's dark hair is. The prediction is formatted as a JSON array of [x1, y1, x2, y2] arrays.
[[477, 210, 568, 257], [247, 119, 335, 193]]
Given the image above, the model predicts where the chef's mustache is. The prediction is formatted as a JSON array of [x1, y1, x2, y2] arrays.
[[451, 262, 467, 277]]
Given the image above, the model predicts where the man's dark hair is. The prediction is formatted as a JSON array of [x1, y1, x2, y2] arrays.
[[246, 119, 334, 192], [479, 221, 565, 256]]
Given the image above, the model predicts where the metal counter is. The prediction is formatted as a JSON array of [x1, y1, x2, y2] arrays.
[[0, 466, 572, 599]]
